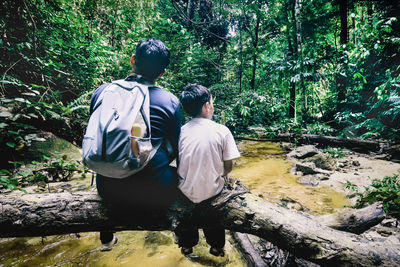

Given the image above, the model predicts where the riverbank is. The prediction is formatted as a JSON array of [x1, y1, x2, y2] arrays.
[[234, 141, 400, 267]]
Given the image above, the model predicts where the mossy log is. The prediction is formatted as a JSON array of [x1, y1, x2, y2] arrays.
[[0, 186, 398, 266]]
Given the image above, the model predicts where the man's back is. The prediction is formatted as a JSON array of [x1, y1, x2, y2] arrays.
[[90, 77, 180, 177], [92, 76, 181, 209]]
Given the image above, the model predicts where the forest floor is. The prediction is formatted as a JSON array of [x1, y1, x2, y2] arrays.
[[282, 142, 400, 205], [317, 152, 400, 205]]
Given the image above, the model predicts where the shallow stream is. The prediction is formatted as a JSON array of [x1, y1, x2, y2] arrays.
[[0, 141, 350, 266], [231, 141, 350, 215]]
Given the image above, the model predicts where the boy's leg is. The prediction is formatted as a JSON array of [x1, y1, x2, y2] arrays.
[[203, 226, 225, 254]]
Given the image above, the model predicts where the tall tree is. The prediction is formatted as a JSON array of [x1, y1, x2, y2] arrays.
[[250, 2, 262, 91], [336, 0, 348, 111], [286, 0, 297, 121], [295, 0, 307, 116]]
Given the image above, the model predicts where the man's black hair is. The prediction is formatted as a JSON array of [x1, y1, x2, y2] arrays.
[[134, 38, 170, 81], [180, 84, 211, 117]]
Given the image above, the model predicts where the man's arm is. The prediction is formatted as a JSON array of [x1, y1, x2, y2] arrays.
[[89, 83, 109, 115], [168, 102, 182, 164]]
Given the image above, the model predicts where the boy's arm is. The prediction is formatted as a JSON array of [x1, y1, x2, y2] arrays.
[[223, 160, 233, 177], [222, 129, 240, 177]]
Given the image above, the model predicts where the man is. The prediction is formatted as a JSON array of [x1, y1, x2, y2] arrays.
[[89, 38, 181, 251]]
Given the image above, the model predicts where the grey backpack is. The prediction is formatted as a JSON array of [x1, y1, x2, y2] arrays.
[[82, 79, 160, 178]]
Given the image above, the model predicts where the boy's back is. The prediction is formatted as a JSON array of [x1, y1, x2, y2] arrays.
[[178, 117, 240, 203]]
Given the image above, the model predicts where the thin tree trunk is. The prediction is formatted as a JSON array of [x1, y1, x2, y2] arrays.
[[339, 0, 348, 44], [187, 0, 196, 28], [288, 0, 297, 121], [295, 0, 306, 115], [337, 0, 348, 111], [250, 4, 261, 91], [238, 133, 386, 154], [287, 32, 296, 120], [239, 15, 243, 93]]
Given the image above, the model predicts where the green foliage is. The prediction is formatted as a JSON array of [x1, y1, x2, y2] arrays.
[[0, 167, 24, 192], [0, 153, 88, 191], [347, 174, 400, 217], [323, 147, 345, 159], [0, 96, 42, 162]]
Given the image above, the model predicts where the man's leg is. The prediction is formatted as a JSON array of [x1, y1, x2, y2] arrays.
[[100, 231, 114, 243], [96, 175, 121, 251], [99, 231, 118, 251]]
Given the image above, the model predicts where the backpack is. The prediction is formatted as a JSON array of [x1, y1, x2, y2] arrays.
[[82, 78, 161, 178]]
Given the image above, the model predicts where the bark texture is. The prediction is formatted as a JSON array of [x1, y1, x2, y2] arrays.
[[232, 232, 268, 267], [1, 184, 398, 266], [317, 202, 386, 234]]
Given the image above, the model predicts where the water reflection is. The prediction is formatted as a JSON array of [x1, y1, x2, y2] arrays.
[[0, 231, 245, 267], [232, 141, 350, 215]]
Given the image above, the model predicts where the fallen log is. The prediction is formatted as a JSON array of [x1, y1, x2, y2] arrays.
[[231, 232, 268, 267], [317, 202, 386, 234], [1, 180, 398, 266], [232, 203, 386, 267], [239, 134, 400, 156]]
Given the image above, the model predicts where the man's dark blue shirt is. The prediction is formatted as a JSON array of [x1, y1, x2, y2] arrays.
[[90, 75, 181, 208]]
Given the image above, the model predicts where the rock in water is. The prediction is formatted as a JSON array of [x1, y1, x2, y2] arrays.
[[288, 145, 319, 159]]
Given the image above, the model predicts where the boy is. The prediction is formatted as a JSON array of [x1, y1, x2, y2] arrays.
[[176, 83, 240, 257]]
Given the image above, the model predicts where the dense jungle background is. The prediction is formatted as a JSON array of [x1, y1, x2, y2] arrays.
[[1, 0, 399, 187]]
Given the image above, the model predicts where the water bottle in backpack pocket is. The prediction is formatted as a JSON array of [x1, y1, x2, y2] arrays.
[[82, 79, 161, 178]]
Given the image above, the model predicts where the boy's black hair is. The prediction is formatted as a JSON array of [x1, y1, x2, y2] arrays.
[[180, 83, 211, 117], [134, 38, 170, 81]]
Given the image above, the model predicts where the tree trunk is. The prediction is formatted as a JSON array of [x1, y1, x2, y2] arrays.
[[239, 133, 386, 153], [337, 0, 348, 111], [289, 82, 297, 121], [239, 16, 243, 93], [187, 0, 196, 28], [234, 202, 385, 267], [232, 232, 268, 267], [339, 0, 348, 45], [286, 2, 296, 121], [1, 182, 398, 266], [317, 202, 385, 234], [295, 0, 306, 114], [250, 6, 261, 91]]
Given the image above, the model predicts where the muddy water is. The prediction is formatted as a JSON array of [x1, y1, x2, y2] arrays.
[[0, 141, 350, 266], [231, 141, 350, 215], [0, 231, 245, 267]]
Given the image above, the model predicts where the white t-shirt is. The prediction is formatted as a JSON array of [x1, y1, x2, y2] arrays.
[[178, 118, 240, 203]]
